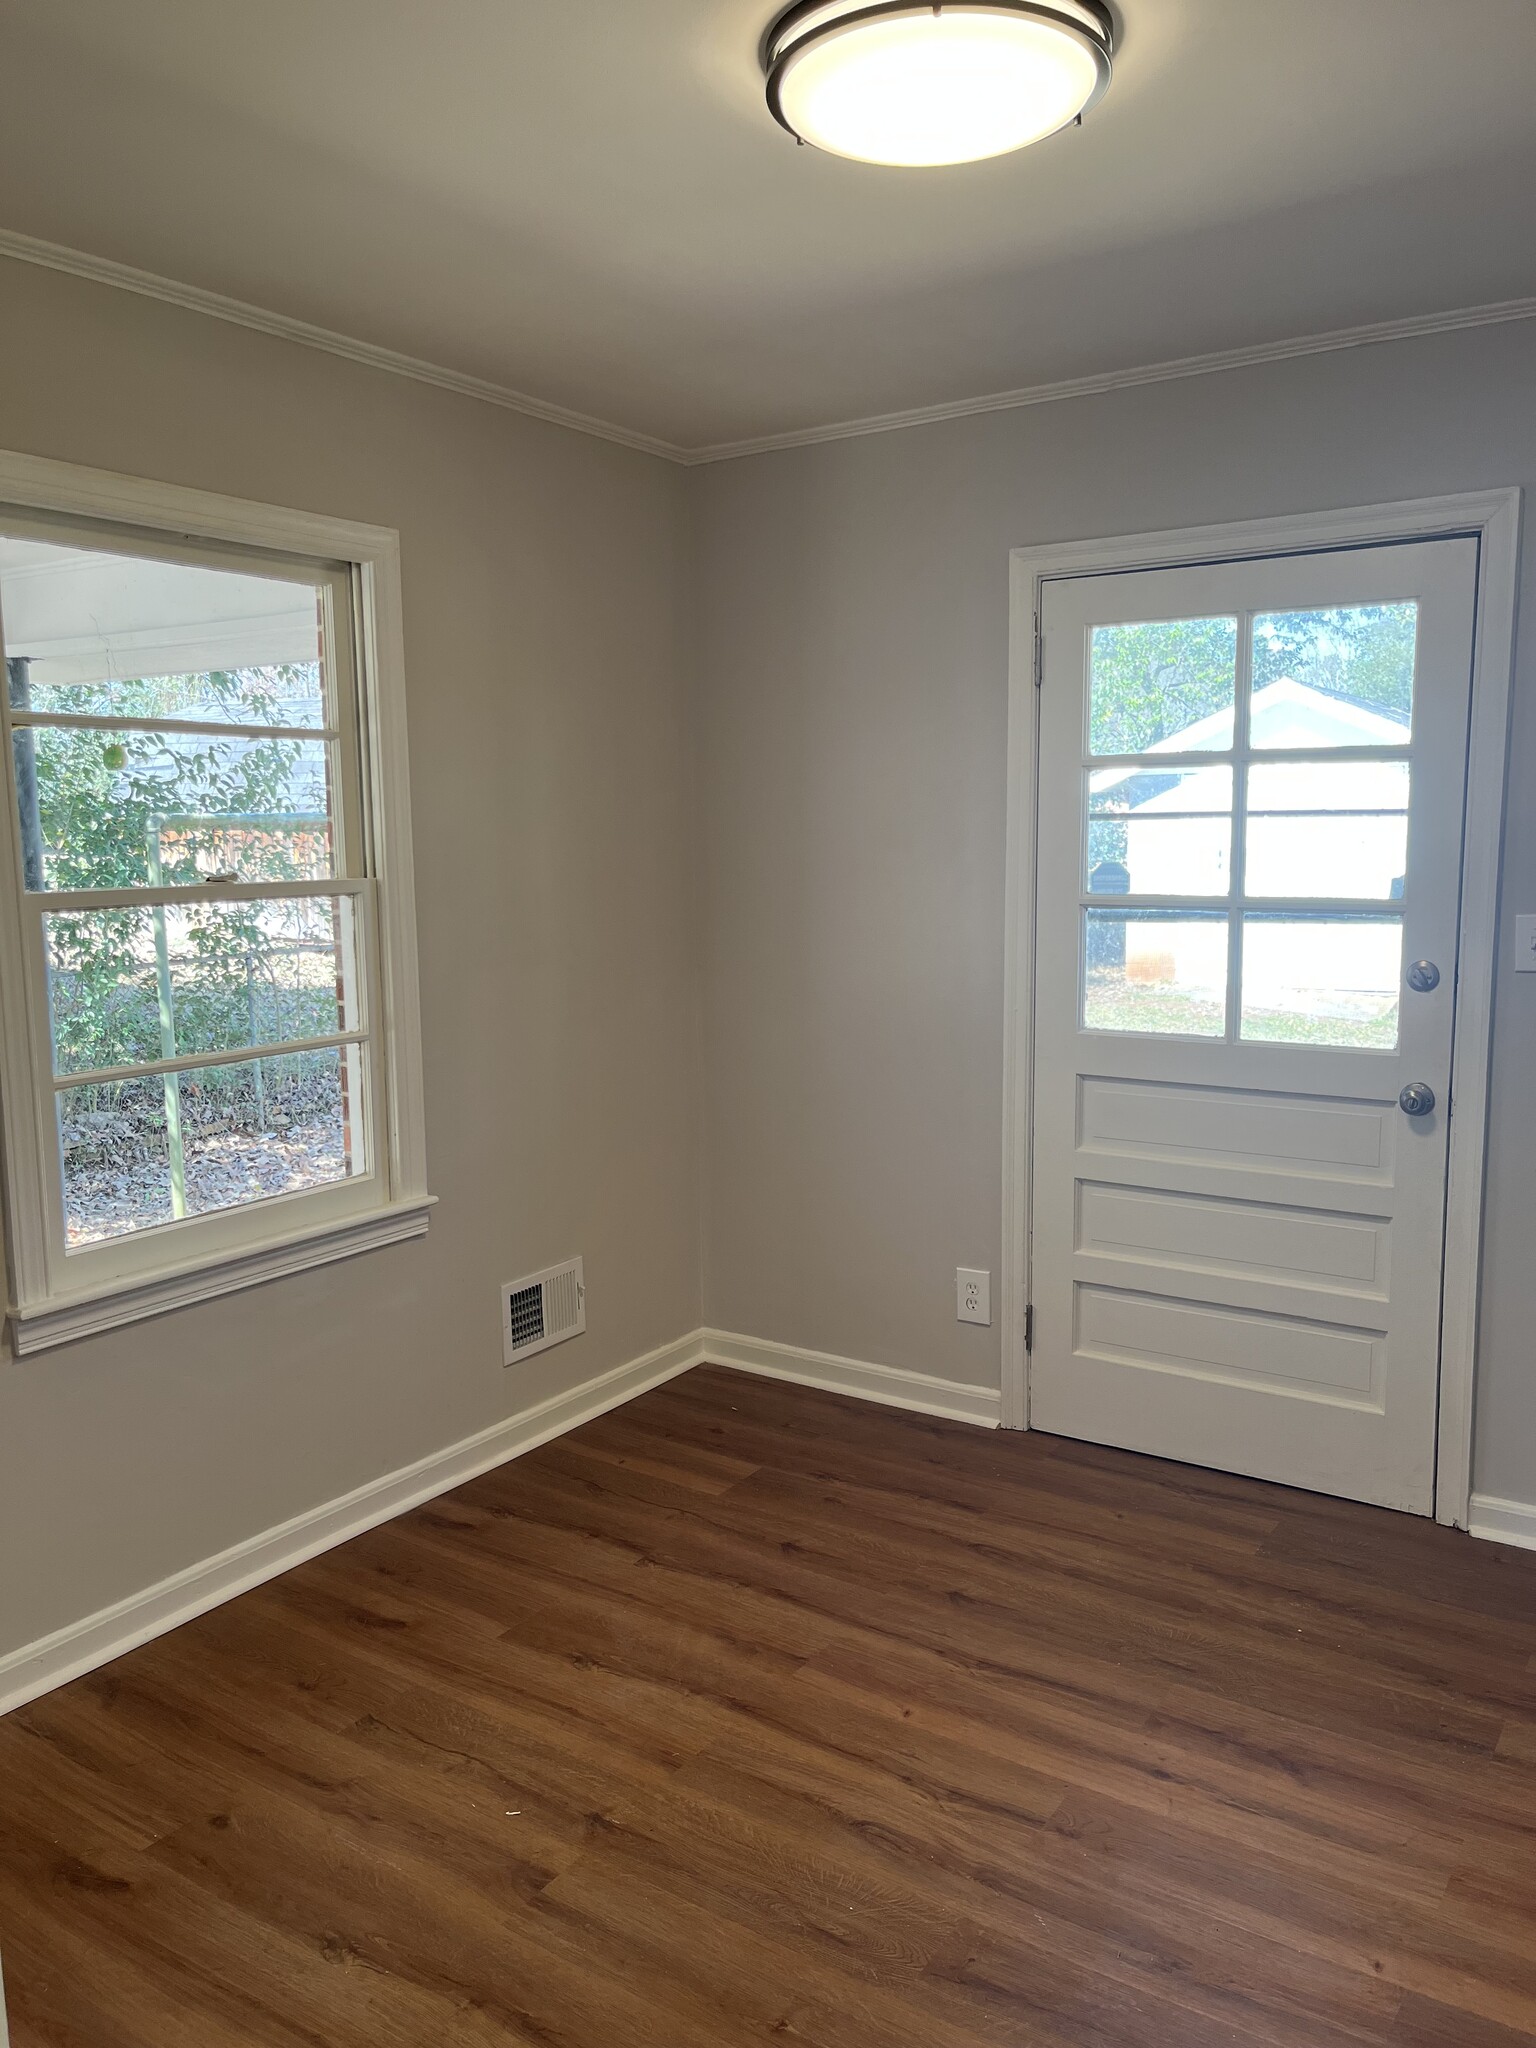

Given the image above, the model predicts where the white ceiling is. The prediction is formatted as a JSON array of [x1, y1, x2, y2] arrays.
[[3, 0, 1535, 452]]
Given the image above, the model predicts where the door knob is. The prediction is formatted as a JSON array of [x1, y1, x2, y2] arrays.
[[1406, 960, 1440, 992], [1399, 1082, 1436, 1117]]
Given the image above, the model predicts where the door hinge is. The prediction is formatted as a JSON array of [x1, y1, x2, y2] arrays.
[[1033, 613, 1043, 688], [1024, 1302, 1035, 1351]]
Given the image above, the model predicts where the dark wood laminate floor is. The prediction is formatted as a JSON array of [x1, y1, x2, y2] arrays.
[[5, 1366, 1536, 2046]]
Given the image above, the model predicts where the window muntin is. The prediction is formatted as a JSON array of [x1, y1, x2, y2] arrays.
[[1079, 604, 1419, 1047], [0, 523, 380, 1257]]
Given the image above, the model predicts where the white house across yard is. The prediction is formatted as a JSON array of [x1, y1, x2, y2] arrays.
[[1088, 679, 1410, 1040]]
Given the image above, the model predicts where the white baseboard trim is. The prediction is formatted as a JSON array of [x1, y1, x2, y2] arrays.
[[1468, 1493, 1536, 1553], [701, 1327, 1001, 1428], [1, 1323, 1005, 1717], [0, 1329, 703, 1719]]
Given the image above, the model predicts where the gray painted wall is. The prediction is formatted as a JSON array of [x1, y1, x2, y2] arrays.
[[693, 320, 1536, 1502], [0, 259, 701, 1658], [2, 265, 1532, 1673]]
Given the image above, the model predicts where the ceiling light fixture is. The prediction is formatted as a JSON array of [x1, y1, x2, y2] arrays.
[[763, 0, 1114, 168]]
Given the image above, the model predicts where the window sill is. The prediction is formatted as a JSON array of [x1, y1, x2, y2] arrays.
[[7, 1197, 436, 1355]]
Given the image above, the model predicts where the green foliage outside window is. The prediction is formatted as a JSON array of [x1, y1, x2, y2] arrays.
[[12, 663, 338, 1112], [1088, 604, 1417, 756]]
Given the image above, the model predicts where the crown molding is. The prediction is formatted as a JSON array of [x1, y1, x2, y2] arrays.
[[2, 224, 1533, 471], [0, 226, 684, 462], [679, 295, 1536, 464]]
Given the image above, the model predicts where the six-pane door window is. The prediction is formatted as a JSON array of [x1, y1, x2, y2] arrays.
[[0, 527, 375, 1249], [1081, 603, 1418, 1048]]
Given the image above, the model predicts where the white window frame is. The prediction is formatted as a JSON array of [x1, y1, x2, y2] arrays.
[[0, 451, 432, 1354]]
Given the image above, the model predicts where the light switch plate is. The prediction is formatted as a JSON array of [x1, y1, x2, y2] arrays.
[[1517, 915, 1536, 973]]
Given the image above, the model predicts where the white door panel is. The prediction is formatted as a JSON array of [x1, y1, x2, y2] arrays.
[[1078, 1074, 1396, 1181], [1029, 538, 1477, 1511], [1075, 1184, 1390, 1295], [1073, 1288, 1383, 1401]]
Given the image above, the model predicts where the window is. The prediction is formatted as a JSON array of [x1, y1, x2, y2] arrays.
[[1082, 604, 1417, 1048], [0, 456, 430, 1352]]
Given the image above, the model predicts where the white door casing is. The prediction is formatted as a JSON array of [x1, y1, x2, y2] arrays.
[[1002, 495, 1522, 1525]]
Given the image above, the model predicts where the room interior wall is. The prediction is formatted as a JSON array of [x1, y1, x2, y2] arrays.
[[3, 260, 1533, 1680], [691, 319, 1536, 1506], [0, 258, 701, 1661]]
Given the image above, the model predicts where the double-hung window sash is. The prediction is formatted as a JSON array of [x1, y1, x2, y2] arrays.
[[0, 519, 387, 1290]]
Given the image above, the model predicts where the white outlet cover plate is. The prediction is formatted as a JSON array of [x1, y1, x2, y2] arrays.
[[1516, 914, 1536, 972], [957, 1268, 992, 1326]]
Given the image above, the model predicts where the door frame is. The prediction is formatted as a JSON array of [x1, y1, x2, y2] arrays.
[[1001, 489, 1522, 1528]]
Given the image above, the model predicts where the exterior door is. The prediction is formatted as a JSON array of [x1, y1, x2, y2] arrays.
[[1029, 539, 1477, 1512]]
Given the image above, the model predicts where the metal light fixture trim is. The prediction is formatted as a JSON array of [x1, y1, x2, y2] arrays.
[[763, 0, 1115, 167]]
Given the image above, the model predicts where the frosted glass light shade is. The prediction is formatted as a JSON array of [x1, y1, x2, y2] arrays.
[[765, 3, 1113, 168]]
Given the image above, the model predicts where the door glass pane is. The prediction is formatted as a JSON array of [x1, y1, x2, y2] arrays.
[[1088, 764, 1233, 816], [14, 726, 333, 890], [1250, 603, 1417, 748], [1240, 915, 1402, 1048], [0, 536, 326, 725], [45, 897, 357, 1077], [1084, 910, 1228, 1037], [1245, 761, 1409, 901], [58, 1044, 362, 1247], [1087, 764, 1232, 896], [1088, 618, 1237, 756]]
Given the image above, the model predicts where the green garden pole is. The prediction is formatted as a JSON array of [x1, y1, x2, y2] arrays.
[[6, 659, 44, 892], [146, 820, 186, 1218]]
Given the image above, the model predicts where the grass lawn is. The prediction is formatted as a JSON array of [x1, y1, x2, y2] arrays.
[[1083, 976, 1398, 1049]]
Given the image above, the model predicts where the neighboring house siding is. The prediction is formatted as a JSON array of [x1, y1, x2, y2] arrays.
[[1093, 681, 1409, 1028]]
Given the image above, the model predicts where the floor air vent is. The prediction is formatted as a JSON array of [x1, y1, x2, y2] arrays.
[[502, 1257, 585, 1365]]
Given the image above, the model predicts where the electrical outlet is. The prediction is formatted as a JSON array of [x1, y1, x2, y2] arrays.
[[957, 1268, 991, 1326]]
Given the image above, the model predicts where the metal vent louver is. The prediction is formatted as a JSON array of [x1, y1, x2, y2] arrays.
[[502, 1257, 585, 1365]]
